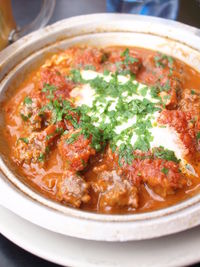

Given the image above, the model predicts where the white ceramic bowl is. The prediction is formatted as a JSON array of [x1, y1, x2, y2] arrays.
[[1, 14, 200, 241]]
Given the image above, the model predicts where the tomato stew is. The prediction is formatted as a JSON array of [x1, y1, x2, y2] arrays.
[[3, 46, 200, 214]]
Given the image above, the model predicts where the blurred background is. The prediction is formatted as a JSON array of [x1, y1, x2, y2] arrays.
[[1, 0, 200, 267], [11, 0, 200, 29]]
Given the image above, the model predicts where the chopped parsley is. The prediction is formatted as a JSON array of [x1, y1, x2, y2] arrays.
[[133, 135, 151, 152], [37, 55, 182, 166], [121, 48, 139, 66], [42, 83, 57, 99], [66, 132, 81, 144], [161, 167, 169, 175], [140, 86, 148, 97], [191, 89, 197, 95], [38, 153, 45, 162], [41, 99, 79, 125], [114, 48, 139, 75], [24, 96, 32, 105], [46, 133, 55, 141], [63, 130, 69, 135], [55, 127, 64, 134], [153, 146, 179, 163], [157, 79, 170, 92], [118, 143, 135, 166], [81, 158, 87, 167], [154, 53, 174, 69], [70, 69, 85, 83], [154, 52, 174, 77], [84, 65, 96, 71], [45, 146, 50, 153], [196, 132, 200, 142], [101, 53, 108, 63], [20, 113, 31, 121], [18, 137, 29, 144], [103, 69, 110, 76], [70, 69, 178, 163]]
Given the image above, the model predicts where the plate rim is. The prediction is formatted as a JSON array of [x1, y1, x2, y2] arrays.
[[1, 205, 200, 267]]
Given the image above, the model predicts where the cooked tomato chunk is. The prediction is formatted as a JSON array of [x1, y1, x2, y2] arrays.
[[91, 170, 138, 211], [39, 68, 67, 90], [106, 146, 184, 196], [158, 110, 196, 154], [133, 158, 184, 196], [57, 171, 90, 208], [108, 147, 184, 197], [58, 130, 96, 171]]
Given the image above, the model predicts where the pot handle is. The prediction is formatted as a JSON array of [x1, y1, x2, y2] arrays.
[[8, 0, 56, 43]]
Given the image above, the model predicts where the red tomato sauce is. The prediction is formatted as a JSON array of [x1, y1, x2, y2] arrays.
[[2, 46, 200, 214]]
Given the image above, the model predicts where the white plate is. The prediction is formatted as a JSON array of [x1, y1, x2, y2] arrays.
[[1, 205, 200, 267]]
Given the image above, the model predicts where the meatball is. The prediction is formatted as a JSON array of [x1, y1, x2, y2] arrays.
[[14, 124, 62, 165], [72, 47, 104, 71], [159, 76, 181, 109], [58, 130, 96, 171], [179, 88, 200, 116], [56, 171, 90, 208], [140, 159, 184, 195], [91, 170, 138, 211], [123, 157, 185, 197], [39, 68, 75, 101], [19, 96, 42, 131], [103, 48, 142, 75]]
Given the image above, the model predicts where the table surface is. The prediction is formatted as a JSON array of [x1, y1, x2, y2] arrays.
[[1, 0, 200, 266]]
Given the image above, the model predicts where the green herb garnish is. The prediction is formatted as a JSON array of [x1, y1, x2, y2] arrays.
[[18, 137, 29, 144], [38, 153, 45, 162], [66, 132, 80, 144], [196, 132, 200, 141], [191, 89, 197, 95], [161, 167, 169, 175], [42, 83, 57, 99], [20, 113, 31, 121], [153, 146, 179, 163], [154, 53, 174, 69], [70, 69, 85, 83], [24, 96, 32, 105], [121, 48, 139, 66]]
